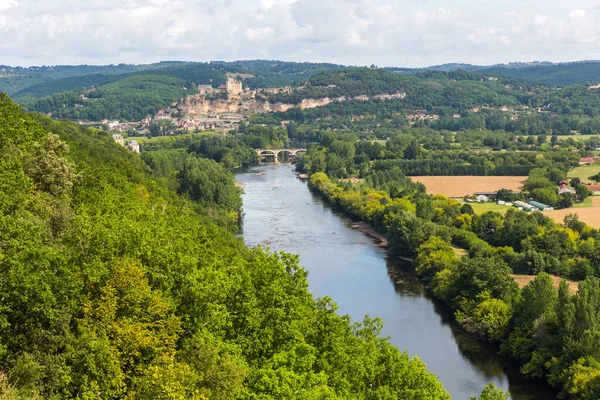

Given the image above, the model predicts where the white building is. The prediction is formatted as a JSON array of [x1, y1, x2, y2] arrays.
[[112, 134, 124, 146], [127, 140, 140, 154]]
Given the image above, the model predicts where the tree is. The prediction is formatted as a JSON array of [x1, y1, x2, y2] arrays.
[[496, 188, 516, 202], [415, 236, 457, 282], [460, 203, 475, 215], [531, 187, 559, 207], [576, 184, 591, 201], [23, 133, 75, 197], [179, 156, 242, 210], [403, 140, 419, 160], [470, 383, 509, 400]]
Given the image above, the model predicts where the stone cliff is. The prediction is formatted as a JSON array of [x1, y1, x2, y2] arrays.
[[176, 91, 407, 117]]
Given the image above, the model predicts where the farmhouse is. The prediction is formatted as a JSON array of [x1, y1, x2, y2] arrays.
[[579, 157, 595, 165], [586, 185, 600, 195], [558, 180, 576, 195]]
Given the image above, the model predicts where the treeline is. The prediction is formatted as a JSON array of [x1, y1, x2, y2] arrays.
[[309, 170, 600, 399], [292, 131, 580, 179], [372, 159, 535, 176], [141, 133, 259, 168], [0, 94, 511, 399]]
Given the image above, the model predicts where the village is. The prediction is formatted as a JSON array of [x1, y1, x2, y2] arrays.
[[100, 76, 294, 136], [100, 75, 408, 139]]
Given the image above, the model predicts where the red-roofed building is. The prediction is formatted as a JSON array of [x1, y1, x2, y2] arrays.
[[579, 157, 595, 165], [586, 185, 600, 193]]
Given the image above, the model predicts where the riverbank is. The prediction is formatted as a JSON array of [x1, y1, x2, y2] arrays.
[[350, 221, 388, 247], [238, 164, 557, 399], [307, 171, 560, 399]]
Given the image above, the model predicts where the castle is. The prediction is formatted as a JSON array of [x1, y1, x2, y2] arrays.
[[225, 77, 243, 97], [199, 77, 244, 99]]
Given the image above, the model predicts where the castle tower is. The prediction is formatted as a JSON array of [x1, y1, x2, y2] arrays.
[[226, 77, 243, 98]]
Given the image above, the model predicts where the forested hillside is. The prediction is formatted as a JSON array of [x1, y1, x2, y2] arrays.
[[388, 61, 600, 86], [482, 62, 600, 85], [0, 93, 516, 399], [0, 62, 185, 96], [4, 61, 343, 122]]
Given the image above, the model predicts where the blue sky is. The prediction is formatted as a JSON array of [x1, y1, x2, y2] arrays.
[[2, 0, 600, 67]]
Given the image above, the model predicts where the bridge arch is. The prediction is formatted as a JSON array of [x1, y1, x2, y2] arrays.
[[255, 148, 308, 163]]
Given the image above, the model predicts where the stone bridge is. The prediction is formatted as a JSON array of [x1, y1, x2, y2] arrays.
[[256, 148, 307, 163]]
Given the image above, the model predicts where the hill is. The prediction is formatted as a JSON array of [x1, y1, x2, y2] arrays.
[[4, 60, 344, 122], [387, 61, 600, 86], [0, 93, 464, 399], [0, 62, 186, 96], [482, 61, 600, 85]]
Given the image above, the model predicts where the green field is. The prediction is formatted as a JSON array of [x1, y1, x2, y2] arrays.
[[467, 196, 594, 215], [574, 197, 594, 208], [468, 202, 511, 215], [568, 164, 600, 183]]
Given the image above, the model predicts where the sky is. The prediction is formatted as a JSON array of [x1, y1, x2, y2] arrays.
[[2, 0, 600, 67]]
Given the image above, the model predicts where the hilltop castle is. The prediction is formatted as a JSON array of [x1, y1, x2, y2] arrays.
[[225, 77, 243, 97], [198, 77, 244, 99]]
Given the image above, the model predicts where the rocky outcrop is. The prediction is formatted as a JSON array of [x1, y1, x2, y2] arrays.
[[175, 91, 407, 117]]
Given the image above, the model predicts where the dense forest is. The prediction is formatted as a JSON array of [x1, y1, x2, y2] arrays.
[[296, 133, 600, 399], [0, 94, 519, 399], [388, 61, 600, 86]]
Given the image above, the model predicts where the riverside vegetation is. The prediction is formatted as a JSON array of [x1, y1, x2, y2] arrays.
[[297, 134, 600, 399], [0, 94, 515, 398]]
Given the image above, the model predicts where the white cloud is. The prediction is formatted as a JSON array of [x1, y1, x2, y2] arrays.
[[2, 0, 600, 67], [0, 0, 17, 11]]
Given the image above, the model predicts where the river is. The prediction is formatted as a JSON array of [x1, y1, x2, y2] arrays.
[[236, 164, 556, 400]]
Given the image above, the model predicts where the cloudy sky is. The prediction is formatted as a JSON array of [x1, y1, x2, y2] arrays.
[[2, 0, 600, 67]]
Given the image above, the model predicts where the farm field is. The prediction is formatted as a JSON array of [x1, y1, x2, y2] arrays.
[[543, 196, 600, 228], [509, 274, 579, 294], [568, 164, 600, 184], [411, 176, 528, 198]]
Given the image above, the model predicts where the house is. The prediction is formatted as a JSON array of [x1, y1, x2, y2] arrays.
[[127, 141, 140, 154], [197, 85, 213, 95], [586, 185, 600, 194], [112, 134, 124, 146], [476, 195, 489, 203], [579, 157, 595, 165], [107, 120, 120, 130], [558, 180, 576, 195]]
